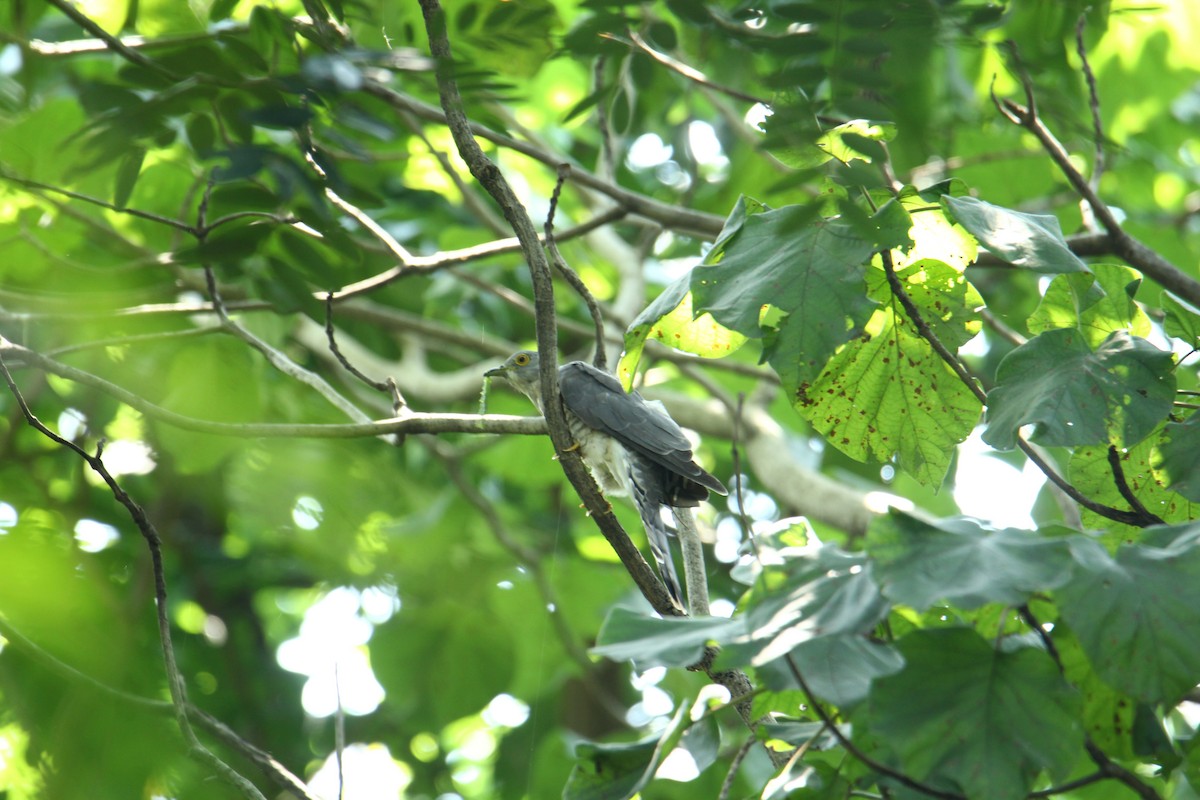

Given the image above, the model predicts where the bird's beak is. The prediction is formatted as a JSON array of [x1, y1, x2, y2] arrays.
[[484, 365, 507, 378]]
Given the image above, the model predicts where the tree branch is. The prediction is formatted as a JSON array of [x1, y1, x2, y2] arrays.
[[995, 44, 1200, 308], [0, 615, 317, 800], [880, 251, 1157, 528], [417, 0, 679, 615], [1019, 606, 1163, 800], [0, 352, 266, 800], [0, 337, 541, 438], [361, 80, 726, 239]]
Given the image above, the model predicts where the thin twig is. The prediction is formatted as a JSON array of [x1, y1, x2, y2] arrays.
[[2, 336, 542, 438], [717, 734, 757, 800], [0, 167, 196, 233], [42, 0, 178, 78], [1019, 606, 1163, 800], [330, 206, 629, 300], [0, 355, 266, 800], [324, 294, 391, 394], [616, 30, 768, 106], [0, 616, 317, 800], [996, 43, 1200, 308], [545, 165, 608, 370], [1105, 445, 1165, 526], [1074, 15, 1105, 202], [1027, 771, 1108, 797], [782, 655, 965, 800], [881, 250, 1153, 528]]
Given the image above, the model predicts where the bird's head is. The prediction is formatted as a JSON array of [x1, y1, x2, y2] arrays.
[[484, 350, 543, 397]]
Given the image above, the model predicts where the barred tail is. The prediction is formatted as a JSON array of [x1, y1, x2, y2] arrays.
[[643, 507, 684, 606], [627, 460, 683, 606]]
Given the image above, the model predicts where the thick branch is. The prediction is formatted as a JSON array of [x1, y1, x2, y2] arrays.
[[417, 0, 678, 614]]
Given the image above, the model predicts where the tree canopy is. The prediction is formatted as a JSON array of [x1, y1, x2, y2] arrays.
[[2, 1, 1200, 799]]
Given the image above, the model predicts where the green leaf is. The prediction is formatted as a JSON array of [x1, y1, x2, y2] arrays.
[[172, 221, 275, 265], [691, 203, 878, 387], [942, 195, 1089, 273], [112, 146, 145, 209], [757, 635, 905, 707], [983, 329, 1176, 450], [867, 512, 1075, 610], [678, 711, 720, 776], [718, 546, 890, 668], [209, 0, 239, 21], [244, 104, 315, 130], [1163, 291, 1200, 348], [618, 281, 748, 391], [867, 628, 1083, 800], [563, 706, 689, 800], [1157, 415, 1200, 501], [1055, 624, 1137, 759], [1028, 264, 1152, 347], [796, 263, 983, 485], [1058, 527, 1200, 703], [155, 339, 264, 473], [592, 608, 736, 668], [1071, 428, 1198, 544], [892, 190, 978, 272], [775, 118, 896, 169]]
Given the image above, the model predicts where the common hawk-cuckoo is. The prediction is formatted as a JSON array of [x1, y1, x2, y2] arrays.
[[485, 351, 727, 604]]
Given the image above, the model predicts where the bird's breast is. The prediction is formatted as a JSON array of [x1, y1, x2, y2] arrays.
[[566, 411, 629, 496]]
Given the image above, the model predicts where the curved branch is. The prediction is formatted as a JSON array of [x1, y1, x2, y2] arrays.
[[0, 353, 266, 800], [0, 616, 316, 800], [1, 337, 543, 439], [417, 0, 678, 614], [881, 252, 1155, 528], [994, 48, 1200, 308], [361, 80, 726, 239]]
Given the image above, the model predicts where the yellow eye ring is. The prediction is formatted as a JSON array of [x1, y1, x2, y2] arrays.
[[515, 353, 530, 366]]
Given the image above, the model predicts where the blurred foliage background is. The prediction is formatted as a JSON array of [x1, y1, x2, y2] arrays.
[[0, 0, 1198, 798]]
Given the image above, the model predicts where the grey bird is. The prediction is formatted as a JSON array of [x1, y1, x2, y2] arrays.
[[485, 350, 727, 603]]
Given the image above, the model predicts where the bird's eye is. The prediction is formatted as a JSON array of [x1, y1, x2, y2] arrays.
[[515, 353, 530, 366]]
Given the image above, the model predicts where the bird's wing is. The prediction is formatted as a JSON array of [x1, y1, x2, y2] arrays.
[[558, 362, 726, 499]]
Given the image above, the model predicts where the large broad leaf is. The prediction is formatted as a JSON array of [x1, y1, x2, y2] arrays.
[[942, 195, 1088, 273], [774, 118, 897, 168], [797, 261, 983, 485], [1055, 625, 1137, 759], [866, 628, 1083, 800], [1058, 526, 1200, 703], [1071, 427, 1197, 545], [1162, 291, 1200, 348], [690, 203, 879, 387], [715, 546, 891, 669], [591, 608, 737, 668], [1155, 414, 1200, 502], [755, 634, 905, 707], [618, 276, 747, 391], [867, 512, 1075, 609], [983, 329, 1176, 450], [563, 705, 689, 800], [1028, 264, 1152, 347]]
